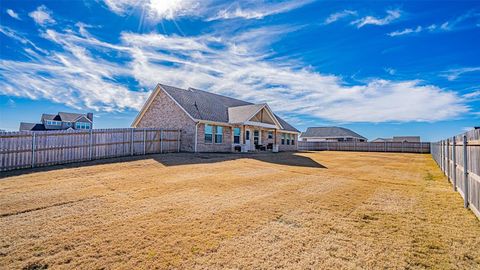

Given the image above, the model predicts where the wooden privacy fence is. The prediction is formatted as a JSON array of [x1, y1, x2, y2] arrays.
[[431, 128, 480, 219], [298, 141, 431, 153], [0, 128, 181, 172]]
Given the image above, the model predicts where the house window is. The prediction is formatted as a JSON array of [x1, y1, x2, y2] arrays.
[[75, 122, 91, 129], [291, 135, 295, 145], [47, 120, 61, 126], [233, 128, 240, 144], [286, 134, 290, 145], [214, 126, 223, 144], [205, 124, 213, 143], [268, 131, 273, 139], [281, 133, 285, 145], [66, 122, 72, 127]]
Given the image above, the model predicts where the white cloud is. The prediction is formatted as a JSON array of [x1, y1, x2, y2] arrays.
[[207, 0, 312, 21], [384, 67, 396, 75], [389, 11, 480, 38], [388, 26, 422, 37], [351, 9, 401, 28], [103, 0, 200, 20], [442, 67, 480, 81], [6, 9, 21, 20], [29, 5, 56, 26], [0, 25, 469, 122], [0, 26, 48, 54], [102, 0, 311, 21], [463, 90, 480, 99], [324, 10, 357, 25]]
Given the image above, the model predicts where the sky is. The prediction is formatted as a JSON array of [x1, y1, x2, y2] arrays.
[[0, 0, 479, 141]]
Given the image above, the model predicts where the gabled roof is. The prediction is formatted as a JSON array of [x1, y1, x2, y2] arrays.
[[228, 104, 266, 124], [20, 122, 46, 131], [41, 112, 91, 122], [134, 83, 299, 132], [41, 114, 60, 121], [301, 127, 366, 140], [58, 112, 88, 122]]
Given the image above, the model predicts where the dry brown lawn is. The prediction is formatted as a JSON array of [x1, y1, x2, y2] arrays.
[[0, 151, 479, 269]]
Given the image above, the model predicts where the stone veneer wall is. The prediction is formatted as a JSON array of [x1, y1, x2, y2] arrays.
[[136, 89, 196, 152]]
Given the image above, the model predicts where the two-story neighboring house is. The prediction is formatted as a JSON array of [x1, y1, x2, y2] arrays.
[[19, 112, 93, 131]]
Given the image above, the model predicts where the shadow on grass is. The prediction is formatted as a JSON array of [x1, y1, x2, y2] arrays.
[[0, 152, 326, 178]]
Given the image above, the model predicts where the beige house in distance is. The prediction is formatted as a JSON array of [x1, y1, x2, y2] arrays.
[[132, 83, 299, 152]]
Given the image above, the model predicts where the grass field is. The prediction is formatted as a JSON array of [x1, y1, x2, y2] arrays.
[[0, 151, 479, 269]]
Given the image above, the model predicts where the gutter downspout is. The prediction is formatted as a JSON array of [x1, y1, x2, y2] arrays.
[[194, 122, 200, 153]]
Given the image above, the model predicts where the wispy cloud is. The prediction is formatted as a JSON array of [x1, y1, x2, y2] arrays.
[[207, 1, 311, 21], [103, 0, 200, 20], [384, 67, 396, 75], [389, 11, 480, 37], [0, 26, 48, 54], [102, 0, 311, 22], [324, 10, 357, 25], [442, 67, 480, 81], [351, 9, 401, 28], [0, 21, 469, 122], [388, 26, 423, 37], [463, 90, 480, 99], [29, 5, 56, 26], [439, 10, 480, 31], [6, 9, 21, 20]]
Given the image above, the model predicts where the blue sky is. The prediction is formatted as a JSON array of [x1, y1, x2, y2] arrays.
[[0, 0, 479, 141]]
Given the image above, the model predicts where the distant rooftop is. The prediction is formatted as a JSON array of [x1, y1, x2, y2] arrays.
[[301, 127, 367, 140]]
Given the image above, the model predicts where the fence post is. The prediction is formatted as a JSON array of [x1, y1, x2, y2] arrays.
[[143, 128, 146, 155], [452, 137, 457, 191], [177, 129, 181, 152], [384, 141, 387, 152], [31, 133, 36, 168], [354, 140, 356, 151], [440, 141, 444, 172], [463, 135, 469, 208], [160, 130, 163, 154], [445, 138, 451, 182], [131, 128, 134, 156], [401, 141, 404, 153], [89, 129, 93, 160]]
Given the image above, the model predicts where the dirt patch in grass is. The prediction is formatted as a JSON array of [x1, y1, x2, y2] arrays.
[[0, 151, 479, 269]]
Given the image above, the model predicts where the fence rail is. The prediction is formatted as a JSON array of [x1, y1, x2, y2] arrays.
[[431, 129, 480, 219], [298, 141, 431, 153], [0, 128, 181, 172]]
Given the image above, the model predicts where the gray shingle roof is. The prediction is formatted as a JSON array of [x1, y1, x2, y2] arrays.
[[301, 127, 366, 140], [160, 84, 299, 132], [41, 114, 60, 121], [58, 112, 87, 122], [41, 112, 89, 122], [20, 122, 46, 131]]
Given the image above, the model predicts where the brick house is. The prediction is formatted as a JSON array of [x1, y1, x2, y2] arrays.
[[132, 83, 299, 152]]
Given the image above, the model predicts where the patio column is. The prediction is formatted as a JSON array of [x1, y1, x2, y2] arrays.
[[274, 129, 277, 146], [243, 125, 246, 144]]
